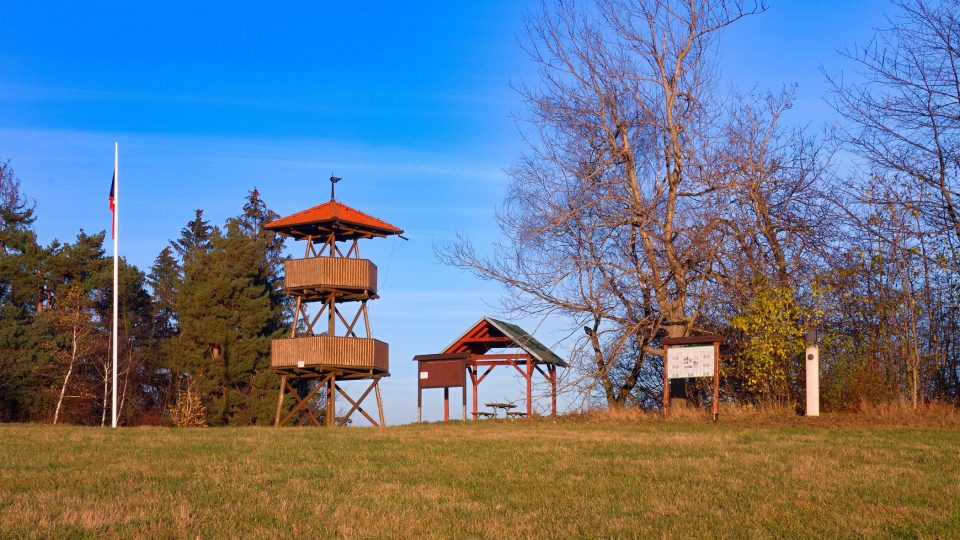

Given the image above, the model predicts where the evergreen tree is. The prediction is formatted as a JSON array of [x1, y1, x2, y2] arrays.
[[237, 188, 279, 241], [147, 246, 179, 336], [235, 187, 289, 331], [0, 161, 48, 420], [0, 159, 43, 312], [44, 230, 110, 309], [170, 219, 278, 425], [171, 209, 215, 266]]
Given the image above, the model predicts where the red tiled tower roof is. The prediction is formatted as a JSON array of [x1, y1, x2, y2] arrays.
[[265, 200, 403, 241]]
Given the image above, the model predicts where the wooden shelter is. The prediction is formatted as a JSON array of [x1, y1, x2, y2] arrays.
[[266, 183, 402, 427], [416, 317, 568, 420]]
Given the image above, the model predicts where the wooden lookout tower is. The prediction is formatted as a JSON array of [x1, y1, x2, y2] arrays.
[[266, 179, 402, 427]]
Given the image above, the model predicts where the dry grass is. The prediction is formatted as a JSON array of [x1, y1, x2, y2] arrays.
[[1, 416, 958, 538], [581, 401, 960, 429]]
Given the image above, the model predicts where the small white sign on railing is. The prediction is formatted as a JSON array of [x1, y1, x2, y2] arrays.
[[667, 345, 715, 379]]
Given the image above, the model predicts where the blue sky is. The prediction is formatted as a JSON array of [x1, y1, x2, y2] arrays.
[[0, 1, 890, 424]]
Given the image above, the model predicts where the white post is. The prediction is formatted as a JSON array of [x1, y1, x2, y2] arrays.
[[805, 345, 819, 417], [112, 142, 119, 429]]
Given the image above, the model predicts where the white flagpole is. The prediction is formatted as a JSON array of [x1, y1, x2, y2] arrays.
[[112, 142, 119, 429]]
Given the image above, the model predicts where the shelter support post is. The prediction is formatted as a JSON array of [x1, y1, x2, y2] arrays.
[[549, 364, 557, 416], [463, 385, 467, 420], [526, 356, 533, 416], [470, 367, 478, 420]]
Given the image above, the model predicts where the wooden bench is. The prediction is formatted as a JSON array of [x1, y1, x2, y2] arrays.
[[506, 411, 527, 418], [474, 412, 495, 419]]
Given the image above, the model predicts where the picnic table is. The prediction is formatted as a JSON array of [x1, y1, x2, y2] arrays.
[[485, 402, 516, 418]]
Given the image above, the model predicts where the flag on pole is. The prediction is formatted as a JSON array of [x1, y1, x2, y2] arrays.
[[108, 173, 116, 239], [111, 143, 119, 428]]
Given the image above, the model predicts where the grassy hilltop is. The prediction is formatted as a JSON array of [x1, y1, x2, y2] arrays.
[[1, 415, 959, 538]]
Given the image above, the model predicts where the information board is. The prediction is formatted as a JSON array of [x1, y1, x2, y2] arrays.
[[667, 345, 715, 379]]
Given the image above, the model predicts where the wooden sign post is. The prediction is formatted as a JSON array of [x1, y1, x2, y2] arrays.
[[414, 353, 469, 422], [662, 335, 722, 421]]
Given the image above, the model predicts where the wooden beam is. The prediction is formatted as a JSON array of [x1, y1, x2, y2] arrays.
[[362, 301, 371, 338], [713, 340, 720, 422], [471, 353, 530, 361], [533, 364, 548, 379], [476, 365, 495, 385], [344, 304, 363, 338], [375, 380, 385, 427], [469, 367, 478, 419], [549, 364, 557, 416], [327, 294, 336, 337], [526, 356, 533, 416], [326, 374, 336, 427], [280, 376, 327, 426], [460, 337, 512, 344], [334, 305, 356, 337], [274, 374, 288, 426], [663, 345, 670, 418], [452, 322, 490, 354], [291, 297, 302, 337], [304, 235, 313, 258], [335, 382, 379, 426]]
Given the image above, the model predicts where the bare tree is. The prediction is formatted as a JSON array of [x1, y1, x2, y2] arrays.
[[714, 89, 832, 294], [828, 0, 960, 406], [828, 0, 960, 267], [441, 0, 763, 408]]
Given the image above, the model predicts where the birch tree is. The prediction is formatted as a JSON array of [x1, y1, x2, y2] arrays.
[[49, 287, 99, 424]]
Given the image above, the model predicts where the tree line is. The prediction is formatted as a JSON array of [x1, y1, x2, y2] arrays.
[[3, 0, 958, 423], [0, 161, 288, 425], [442, 0, 960, 411]]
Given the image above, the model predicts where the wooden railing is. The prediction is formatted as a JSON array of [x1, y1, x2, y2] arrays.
[[271, 336, 389, 372], [284, 257, 377, 293]]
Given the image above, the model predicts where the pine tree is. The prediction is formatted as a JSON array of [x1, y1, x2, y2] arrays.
[[235, 187, 289, 333], [170, 219, 278, 425], [171, 209, 215, 266], [147, 246, 179, 336], [0, 161, 50, 421]]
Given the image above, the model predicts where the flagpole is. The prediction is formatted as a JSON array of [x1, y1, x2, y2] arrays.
[[112, 142, 119, 429]]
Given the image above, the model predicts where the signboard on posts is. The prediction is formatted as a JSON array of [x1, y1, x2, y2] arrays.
[[667, 345, 715, 379], [662, 335, 723, 421]]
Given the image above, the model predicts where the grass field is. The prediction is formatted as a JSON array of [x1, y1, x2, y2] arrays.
[[1, 413, 959, 538]]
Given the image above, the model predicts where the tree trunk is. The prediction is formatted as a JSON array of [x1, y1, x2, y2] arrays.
[[53, 325, 79, 425], [101, 359, 108, 426]]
